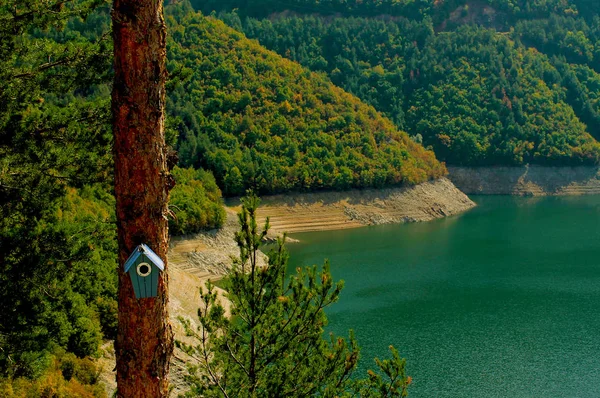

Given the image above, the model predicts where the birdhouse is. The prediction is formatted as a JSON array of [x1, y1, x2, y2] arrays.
[[124, 244, 164, 299]]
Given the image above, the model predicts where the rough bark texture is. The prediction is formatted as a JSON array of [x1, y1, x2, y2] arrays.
[[112, 0, 173, 396]]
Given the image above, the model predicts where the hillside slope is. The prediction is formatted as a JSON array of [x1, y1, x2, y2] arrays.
[[165, 5, 446, 196], [202, 1, 600, 167]]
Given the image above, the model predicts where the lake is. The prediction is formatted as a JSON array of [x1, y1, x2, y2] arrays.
[[286, 196, 600, 397]]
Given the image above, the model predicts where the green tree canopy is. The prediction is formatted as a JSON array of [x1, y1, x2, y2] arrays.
[[211, 4, 600, 166], [0, 0, 116, 377], [169, 167, 226, 235]]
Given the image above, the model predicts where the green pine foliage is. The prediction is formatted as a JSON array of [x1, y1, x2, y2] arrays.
[[0, 184, 117, 374], [0, 0, 116, 378], [178, 194, 410, 397], [166, 5, 445, 196]]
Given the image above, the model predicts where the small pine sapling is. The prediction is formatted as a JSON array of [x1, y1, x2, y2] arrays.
[[178, 193, 411, 397]]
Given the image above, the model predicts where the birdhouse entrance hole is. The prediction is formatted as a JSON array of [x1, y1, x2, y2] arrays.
[[137, 262, 151, 277]]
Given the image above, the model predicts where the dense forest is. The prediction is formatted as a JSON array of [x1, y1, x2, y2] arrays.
[[166, 4, 445, 195], [205, 0, 600, 166]]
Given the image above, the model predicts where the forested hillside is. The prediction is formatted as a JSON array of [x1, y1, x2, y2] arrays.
[[205, 0, 600, 166], [166, 4, 445, 195]]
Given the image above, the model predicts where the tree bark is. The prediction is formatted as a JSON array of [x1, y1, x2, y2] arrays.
[[112, 0, 173, 396]]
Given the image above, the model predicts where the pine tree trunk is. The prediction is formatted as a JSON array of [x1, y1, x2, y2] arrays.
[[112, 0, 173, 396]]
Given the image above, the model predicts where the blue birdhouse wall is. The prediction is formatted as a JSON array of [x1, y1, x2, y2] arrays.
[[124, 244, 164, 299]]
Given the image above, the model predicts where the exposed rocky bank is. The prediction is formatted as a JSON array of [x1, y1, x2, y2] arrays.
[[448, 166, 600, 196], [251, 177, 475, 235]]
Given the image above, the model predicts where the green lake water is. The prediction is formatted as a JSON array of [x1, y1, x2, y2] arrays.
[[286, 196, 600, 397]]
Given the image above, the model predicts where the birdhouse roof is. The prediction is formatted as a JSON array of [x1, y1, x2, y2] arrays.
[[124, 243, 165, 272]]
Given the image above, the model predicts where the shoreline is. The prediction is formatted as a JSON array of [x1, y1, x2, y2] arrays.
[[167, 176, 474, 281], [448, 165, 600, 196]]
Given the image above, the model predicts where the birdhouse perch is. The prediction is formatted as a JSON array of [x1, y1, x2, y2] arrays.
[[124, 244, 164, 299]]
